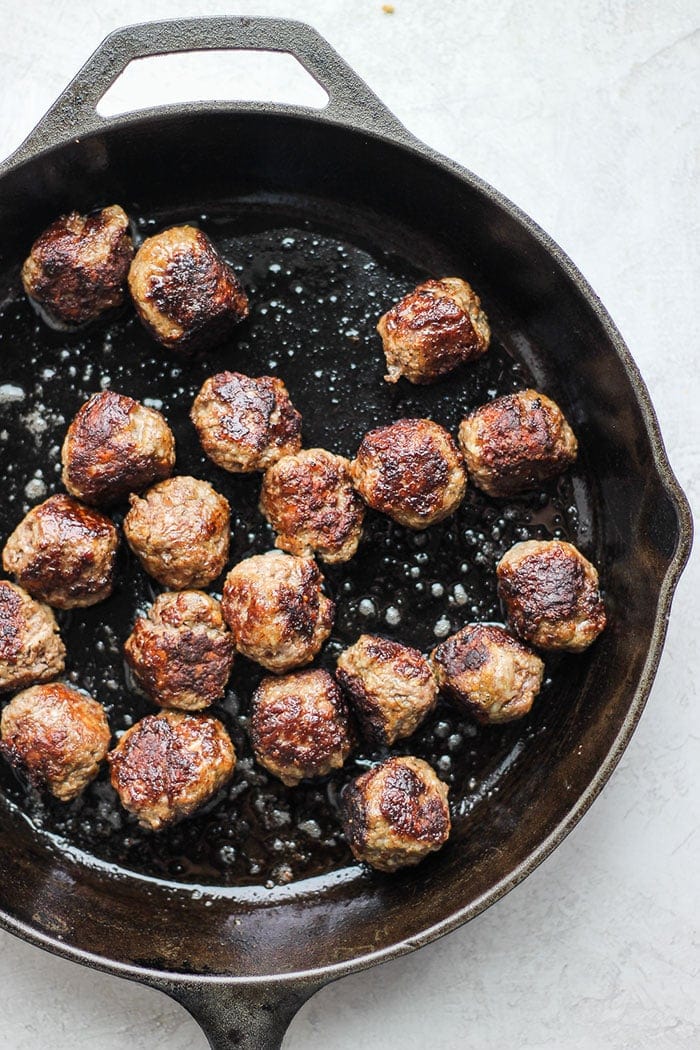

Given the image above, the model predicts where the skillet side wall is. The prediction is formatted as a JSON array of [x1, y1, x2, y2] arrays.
[[0, 111, 681, 977]]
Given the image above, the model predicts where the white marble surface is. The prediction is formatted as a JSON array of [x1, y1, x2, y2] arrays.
[[0, 1, 697, 1047]]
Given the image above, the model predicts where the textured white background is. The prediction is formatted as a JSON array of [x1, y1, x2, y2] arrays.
[[0, 2, 697, 1048]]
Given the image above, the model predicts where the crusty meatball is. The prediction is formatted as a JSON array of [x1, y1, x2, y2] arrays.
[[21, 205, 133, 328], [458, 389, 578, 497], [125, 591, 235, 711], [341, 756, 451, 873], [351, 418, 467, 529], [377, 277, 490, 385], [0, 582, 65, 692], [221, 551, 334, 673], [108, 709, 235, 831], [250, 669, 354, 786], [191, 372, 302, 473], [3, 494, 119, 610], [260, 448, 365, 564], [128, 225, 249, 353], [123, 476, 230, 590], [62, 390, 176, 506], [336, 634, 437, 746], [497, 539, 607, 652], [431, 623, 544, 724], [1, 683, 110, 801]]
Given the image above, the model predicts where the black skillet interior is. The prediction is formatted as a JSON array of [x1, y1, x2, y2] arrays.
[[0, 100, 688, 981]]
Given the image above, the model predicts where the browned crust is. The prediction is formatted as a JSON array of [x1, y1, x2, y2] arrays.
[[2, 494, 118, 609], [0, 582, 65, 691], [62, 390, 175, 506], [351, 418, 466, 528], [21, 205, 134, 327], [260, 448, 365, 563], [191, 372, 302, 473], [458, 389, 578, 497]]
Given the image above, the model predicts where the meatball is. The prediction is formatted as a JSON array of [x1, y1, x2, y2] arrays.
[[497, 539, 607, 652], [21, 205, 133, 328], [351, 418, 467, 529], [336, 634, 437, 746], [62, 390, 176, 506], [108, 709, 235, 831], [0, 582, 65, 692], [341, 756, 450, 873], [124, 591, 235, 711], [1, 683, 110, 801], [3, 494, 119, 609], [260, 448, 365, 564], [191, 372, 302, 473], [431, 624, 544, 724], [458, 389, 578, 497], [250, 669, 354, 786], [221, 551, 334, 673], [128, 225, 249, 353], [377, 277, 490, 385], [123, 476, 230, 590]]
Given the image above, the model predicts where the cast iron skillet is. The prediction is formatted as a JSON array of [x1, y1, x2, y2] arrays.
[[0, 16, 691, 1050]]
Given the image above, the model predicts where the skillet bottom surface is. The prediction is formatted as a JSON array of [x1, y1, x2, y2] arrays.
[[0, 195, 591, 889]]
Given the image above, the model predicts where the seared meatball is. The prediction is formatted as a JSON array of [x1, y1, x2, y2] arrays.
[[497, 539, 607, 652], [21, 205, 133, 328], [62, 390, 175, 506], [1, 683, 110, 801], [3, 494, 119, 609], [191, 372, 302, 473], [125, 591, 235, 711], [260, 448, 365, 564], [351, 418, 467, 529], [431, 624, 544, 724], [108, 709, 235, 830], [458, 389, 577, 497], [123, 476, 230, 590], [250, 669, 354, 786], [221, 551, 334, 673], [377, 277, 490, 385], [336, 634, 437, 746], [0, 582, 65, 692], [128, 225, 249, 353], [341, 756, 450, 873]]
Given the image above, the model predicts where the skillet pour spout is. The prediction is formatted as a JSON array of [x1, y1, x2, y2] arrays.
[[0, 16, 691, 1050]]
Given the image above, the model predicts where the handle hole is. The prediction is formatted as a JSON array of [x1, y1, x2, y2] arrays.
[[96, 50, 329, 117]]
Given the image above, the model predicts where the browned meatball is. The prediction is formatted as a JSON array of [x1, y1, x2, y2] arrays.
[[377, 277, 490, 385], [250, 669, 354, 786], [128, 225, 249, 353], [0, 582, 65, 692], [191, 372, 302, 473], [62, 390, 176, 506], [21, 205, 133, 328], [351, 418, 467, 529], [497, 540, 607, 652], [123, 476, 230, 590], [125, 591, 235, 711], [336, 634, 437, 746], [221, 551, 334, 673], [108, 709, 235, 830], [341, 756, 450, 873], [458, 389, 578, 497], [260, 448, 365, 564], [1, 683, 110, 801], [431, 623, 544, 724], [3, 494, 118, 609]]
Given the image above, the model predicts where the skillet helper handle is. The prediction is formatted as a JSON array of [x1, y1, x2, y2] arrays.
[[5, 15, 408, 168], [159, 978, 324, 1050]]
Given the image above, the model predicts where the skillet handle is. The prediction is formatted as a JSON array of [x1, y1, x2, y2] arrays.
[[5, 16, 409, 169], [156, 977, 324, 1050]]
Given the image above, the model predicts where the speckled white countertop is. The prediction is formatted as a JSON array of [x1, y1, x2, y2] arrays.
[[0, 2, 697, 1047]]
